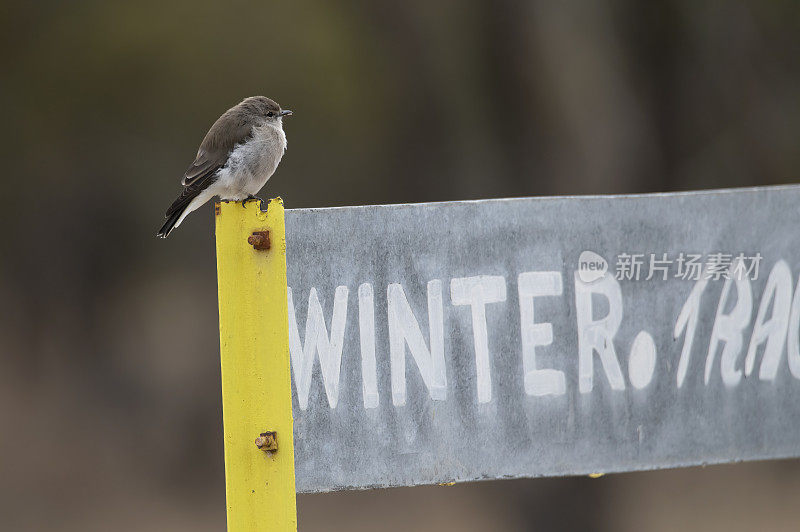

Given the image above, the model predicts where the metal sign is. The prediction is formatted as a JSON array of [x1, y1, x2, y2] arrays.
[[284, 186, 800, 493]]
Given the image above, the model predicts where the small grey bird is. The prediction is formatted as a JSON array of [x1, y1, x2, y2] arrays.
[[157, 96, 292, 238]]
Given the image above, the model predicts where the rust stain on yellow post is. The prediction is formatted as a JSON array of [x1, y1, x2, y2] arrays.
[[215, 198, 297, 531]]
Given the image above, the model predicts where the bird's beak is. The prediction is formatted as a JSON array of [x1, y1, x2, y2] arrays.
[[278, 109, 293, 117]]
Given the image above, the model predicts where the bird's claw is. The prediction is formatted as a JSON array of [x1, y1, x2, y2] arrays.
[[242, 195, 263, 208]]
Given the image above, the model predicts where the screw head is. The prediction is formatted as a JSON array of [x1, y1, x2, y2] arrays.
[[255, 431, 278, 452], [248, 231, 271, 251]]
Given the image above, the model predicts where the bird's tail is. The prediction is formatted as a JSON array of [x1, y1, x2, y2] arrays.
[[156, 208, 184, 238], [156, 177, 216, 238]]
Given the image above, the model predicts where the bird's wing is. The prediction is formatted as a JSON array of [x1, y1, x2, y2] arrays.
[[181, 108, 256, 187], [164, 170, 219, 217], [181, 151, 224, 187], [166, 147, 228, 218]]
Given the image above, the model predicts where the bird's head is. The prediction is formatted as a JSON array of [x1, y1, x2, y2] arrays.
[[243, 96, 292, 125]]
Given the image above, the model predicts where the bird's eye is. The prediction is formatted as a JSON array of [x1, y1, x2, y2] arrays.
[[267, 111, 274, 117]]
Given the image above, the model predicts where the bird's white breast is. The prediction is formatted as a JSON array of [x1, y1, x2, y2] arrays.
[[214, 120, 287, 201]]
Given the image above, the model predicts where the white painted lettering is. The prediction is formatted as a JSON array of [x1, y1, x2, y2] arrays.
[[706, 272, 752, 387], [575, 272, 625, 393], [450, 275, 507, 403], [745, 260, 792, 380], [287, 286, 349, 410], [358, 283, 380, 408], [628, 331, 657, 389], [517, 271, 565, 396], [388, 281, 446, 406], [675, 278, 709, 388], [785, 273, 800, 379]]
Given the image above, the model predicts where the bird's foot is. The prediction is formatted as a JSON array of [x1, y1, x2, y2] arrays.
[[241, 194, 263, 208]]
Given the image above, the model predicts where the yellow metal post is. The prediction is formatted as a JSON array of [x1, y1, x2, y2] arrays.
[[215, 198, 297, 531]]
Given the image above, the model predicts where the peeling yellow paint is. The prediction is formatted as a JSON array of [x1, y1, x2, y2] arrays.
[[216, 199, 297, 531]]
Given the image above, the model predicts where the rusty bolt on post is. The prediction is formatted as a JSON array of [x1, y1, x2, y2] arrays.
[[255, 431, 278, 452], [247, 230, 270, 251]]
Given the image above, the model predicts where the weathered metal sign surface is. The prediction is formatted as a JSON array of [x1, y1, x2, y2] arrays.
[[284, 186, 800, 493]]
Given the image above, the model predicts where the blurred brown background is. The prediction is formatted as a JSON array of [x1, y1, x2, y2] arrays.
[[2, 1, 799, 530]]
